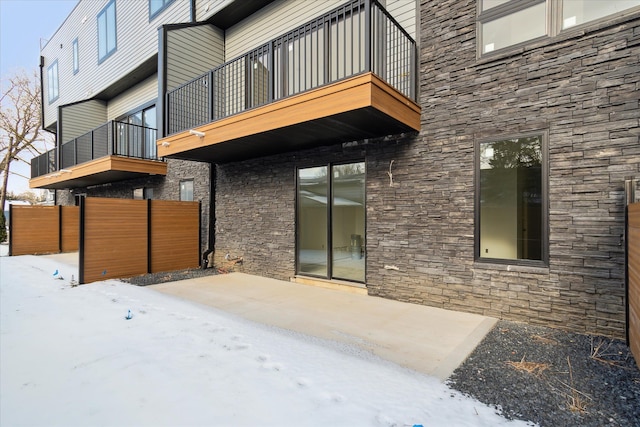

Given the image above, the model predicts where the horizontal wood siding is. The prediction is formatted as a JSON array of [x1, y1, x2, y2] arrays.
[[107, 74, 158, 119], [629, 203, 640, 369], [167, 25, 225, 91], [61, 206, 80, 252], [10, 206, 60, 256], [150, 200, 200, 273], [41, 0, 190, 129], [60, 100, 108, 142], [82, 198, 148, 283]]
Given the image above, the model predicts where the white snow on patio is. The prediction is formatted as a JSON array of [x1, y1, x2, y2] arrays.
[[0, 245, 534, 427]]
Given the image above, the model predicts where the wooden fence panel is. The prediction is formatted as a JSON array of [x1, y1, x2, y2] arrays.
[[10, 206, 59, 256], [81, 198, 148, 284], [150, 200, 200, 273], [61, 206, 80, 253], [629, 203, 640, 368]]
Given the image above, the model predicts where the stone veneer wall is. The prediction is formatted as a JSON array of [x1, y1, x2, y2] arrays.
[[56, 159, 212, 252], [213, 0, 639, 338]]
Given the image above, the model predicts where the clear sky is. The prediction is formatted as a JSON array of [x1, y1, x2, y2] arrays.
[[1, 0, 78, 195]]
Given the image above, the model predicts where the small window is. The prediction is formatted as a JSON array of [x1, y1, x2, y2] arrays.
[[477, 134, 547, 264], [72, 38, 79, 74], [149, 0, 174, 20], [562, 0, 640, 29], [47, 60, 59, 103], [133, 188, 154, 200], [97, 0, 117, 63], [180, 180, 194, 201]]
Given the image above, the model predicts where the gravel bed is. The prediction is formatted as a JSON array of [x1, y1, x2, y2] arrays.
[[122, 267, 218, 286], [448, 320, 640, 427]]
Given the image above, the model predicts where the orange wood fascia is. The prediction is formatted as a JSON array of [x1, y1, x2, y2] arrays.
[[158, 73, 380, 157], [29, 156, 167, 189]]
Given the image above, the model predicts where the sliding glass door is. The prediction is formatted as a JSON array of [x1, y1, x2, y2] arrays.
[[297, 162, 365, 283]]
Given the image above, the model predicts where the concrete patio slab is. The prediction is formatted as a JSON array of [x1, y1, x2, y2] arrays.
[[150, 272, 497, 381]]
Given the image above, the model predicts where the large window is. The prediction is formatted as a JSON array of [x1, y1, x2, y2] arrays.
[[47, 60, 59, 103], [72, 38, 79, 74], [477, 134, 547, 264], [116, 105, 157, 160], [149, 0, 174, 20], [478, 0, 640, 55], [97, 0, 117, 63], [297, 162, 366, 283]]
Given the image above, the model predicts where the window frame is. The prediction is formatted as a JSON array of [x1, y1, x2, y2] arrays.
[[47, 60, 59, 104], [97, 0, 117, 64], [474, 131, 549, 267], [477, 0, 640, 58], [149, 0, 175, 21], [179, 179, 194, 202], [72, 38, 79, 74]]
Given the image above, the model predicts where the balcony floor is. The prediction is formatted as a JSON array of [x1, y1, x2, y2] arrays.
[[30, 156, 167, 190], [158, 73, 420, 164]]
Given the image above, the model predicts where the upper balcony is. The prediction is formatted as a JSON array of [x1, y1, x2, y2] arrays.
[[158, 0, 420, 164], [30, 121, 166, 190]]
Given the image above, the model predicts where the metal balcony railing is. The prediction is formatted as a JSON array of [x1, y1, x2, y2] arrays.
[[31, 121, 159, 179], [166, 0, 416, 136]]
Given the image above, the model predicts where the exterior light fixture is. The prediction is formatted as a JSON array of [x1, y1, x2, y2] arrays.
[[189, 129, 205, 138]]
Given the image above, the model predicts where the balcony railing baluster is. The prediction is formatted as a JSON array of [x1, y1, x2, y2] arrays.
[[30, 121, 159, 179], [165, 0, 416, 137]]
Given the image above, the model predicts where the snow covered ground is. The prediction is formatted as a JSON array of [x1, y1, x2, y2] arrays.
[[0, 245, 534, 427]]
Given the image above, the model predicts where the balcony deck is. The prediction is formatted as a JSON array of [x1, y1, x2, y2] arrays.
[[29, 156, 167, 190], [158, 72, 419, 163]]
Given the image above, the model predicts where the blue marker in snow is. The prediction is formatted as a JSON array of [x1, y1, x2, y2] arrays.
[[125, 310, 132, 320]]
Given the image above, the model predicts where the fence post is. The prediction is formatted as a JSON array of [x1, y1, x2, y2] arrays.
[[147, 198, 152, 274], [625, 178, 637, 345], [8, 204, 13, 256], [58, 205, 62, 254], [79, 196, 86, 284]]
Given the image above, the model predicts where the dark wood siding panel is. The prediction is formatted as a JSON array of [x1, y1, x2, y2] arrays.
[[82, 198, 148, 284], [150, 200, 200, 273], [629, 203, 640, 369], [61, 206, 80, 253], [10, 206, 60, 256]]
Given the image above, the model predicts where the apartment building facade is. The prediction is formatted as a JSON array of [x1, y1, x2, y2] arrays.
[[32, 0, 639, 338]]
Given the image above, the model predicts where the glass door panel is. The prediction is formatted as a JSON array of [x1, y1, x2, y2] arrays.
[[297, 166, 328, 277], [332, 162, 365, 282]]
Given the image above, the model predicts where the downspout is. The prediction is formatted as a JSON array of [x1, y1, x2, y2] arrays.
[[203, 163, 216, 268], [157, 26, 168, 139], [190, 0, 196, 22]]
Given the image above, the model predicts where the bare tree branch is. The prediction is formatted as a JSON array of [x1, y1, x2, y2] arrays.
[[1, 69, 54, 211]]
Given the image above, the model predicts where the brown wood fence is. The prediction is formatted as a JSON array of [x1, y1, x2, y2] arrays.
[[80, 198, 200, 284], [9, 205, 79, 256], [628, 202, 640, 368]]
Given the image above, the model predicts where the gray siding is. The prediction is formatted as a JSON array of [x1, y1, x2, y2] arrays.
[[41, 0, 190, 129], [225, 0, 417, 60], [107, 75, 157, 120], [60, 100, 107, 143], [195, 0, 233, 21], [166, 24, 225, 91], [225, 0, 344, 59]]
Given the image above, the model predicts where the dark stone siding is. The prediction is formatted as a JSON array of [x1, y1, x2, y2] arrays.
[[56, 159, 212, 251], [213, 1, 639, 338]]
